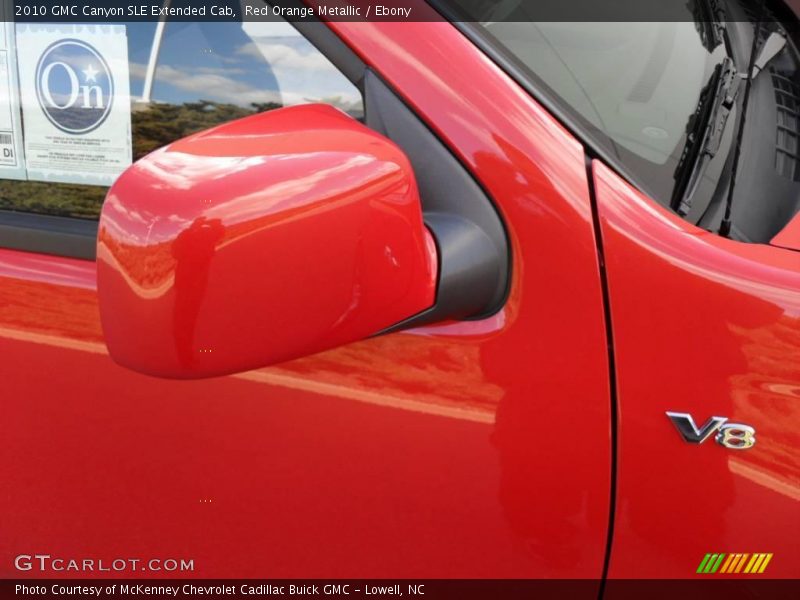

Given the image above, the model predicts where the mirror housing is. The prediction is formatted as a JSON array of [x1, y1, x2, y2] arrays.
[[97, 105, 438, 378]]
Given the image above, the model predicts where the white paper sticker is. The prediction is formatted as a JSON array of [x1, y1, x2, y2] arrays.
[[16, 24, 132, 186], [0, 21, 26, 180]]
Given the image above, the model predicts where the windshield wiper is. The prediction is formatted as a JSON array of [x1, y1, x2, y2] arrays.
[[671, 57, 741, 216], [719, 4, 782, 238], [692, 0, 727, 51]]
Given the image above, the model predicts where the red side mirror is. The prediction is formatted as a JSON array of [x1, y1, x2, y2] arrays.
[[97, 104, 438, 378]]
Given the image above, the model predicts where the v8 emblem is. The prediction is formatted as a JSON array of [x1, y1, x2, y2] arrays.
[[666, 412, 756, 450]]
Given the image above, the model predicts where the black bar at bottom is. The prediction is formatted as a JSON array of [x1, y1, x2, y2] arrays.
[[2, 579, 799, 600]]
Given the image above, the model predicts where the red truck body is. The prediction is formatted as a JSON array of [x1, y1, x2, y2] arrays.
[[1, 8, 797, 586]]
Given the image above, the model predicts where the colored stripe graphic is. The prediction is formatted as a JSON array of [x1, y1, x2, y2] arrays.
[[703, 554, 719, 573], [711, 552, 773, 574], [752, 554, 767, 573], [735, 553, 749, 573], [697, 554, 712, 574], [758, 553, 773, 573], [744, 554, 766, 573], [719, 554, 735, 573], [730, 554, 744, 573], [724, 553, 741, 573], [744, 554, 759, 573], [709, 553, 725, 573]]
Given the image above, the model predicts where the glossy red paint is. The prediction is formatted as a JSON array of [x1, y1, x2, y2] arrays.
[[771, 211, 800, 251], [98, 104, 437, 378], [593, 161, 800, 578], [329, 16, 613, 578], [1, 16, 611, 584]]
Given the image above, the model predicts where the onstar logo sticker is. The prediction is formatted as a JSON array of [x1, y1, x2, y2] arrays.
[[35, 38, 114, 134], [696, 552, 773, 574]]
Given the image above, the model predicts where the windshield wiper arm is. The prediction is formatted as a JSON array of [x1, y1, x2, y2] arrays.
[[694, 0, 728, 51], [671, 57, 741, 216], [719, 7, 771, 238]]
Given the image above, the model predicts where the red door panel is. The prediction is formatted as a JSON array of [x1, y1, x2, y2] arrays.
[[593, 161, 800, 578], [1, 18, 612, 580]]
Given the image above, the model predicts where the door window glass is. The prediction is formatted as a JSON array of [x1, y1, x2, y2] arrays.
[[0, 16, 362, 220]]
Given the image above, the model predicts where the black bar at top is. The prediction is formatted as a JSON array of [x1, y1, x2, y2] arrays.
[[4, 0, 795, 23]]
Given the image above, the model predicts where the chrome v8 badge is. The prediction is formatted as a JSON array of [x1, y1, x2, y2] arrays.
[[666, 412, 756, 450]]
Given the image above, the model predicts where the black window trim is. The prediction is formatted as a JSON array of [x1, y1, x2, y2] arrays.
[[289, 1, 512, 320], [0, 209, 98, 259]]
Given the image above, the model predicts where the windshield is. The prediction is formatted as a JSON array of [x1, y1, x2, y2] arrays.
[[474, 17, 732, 210], [461, 0, 800, 243]]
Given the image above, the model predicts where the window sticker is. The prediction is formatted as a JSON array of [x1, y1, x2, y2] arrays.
[[15, 24, 132, 186], [0, 19, 26, 180]]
